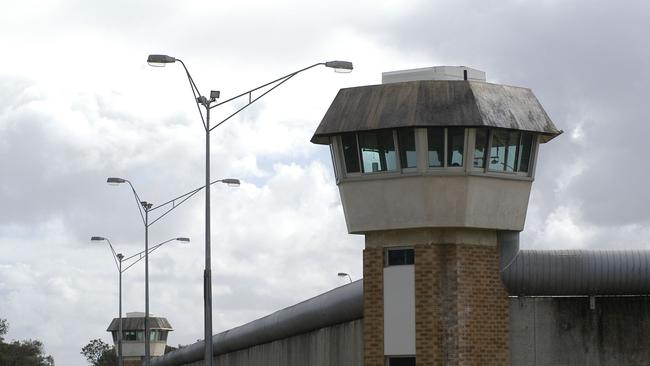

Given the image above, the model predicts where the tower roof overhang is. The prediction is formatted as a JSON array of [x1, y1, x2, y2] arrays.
[[311, 80, 562, 145], [106, 317, 173, 332]]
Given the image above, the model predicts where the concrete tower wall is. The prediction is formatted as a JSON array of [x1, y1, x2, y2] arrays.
[[338, 175, 533, 234]]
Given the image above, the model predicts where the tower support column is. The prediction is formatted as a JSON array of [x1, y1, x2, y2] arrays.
[[364, 228, 510, 366], [363, 247, 385, 366]]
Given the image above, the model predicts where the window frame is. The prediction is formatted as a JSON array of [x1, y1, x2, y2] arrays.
[[384, 247, 415, 267], [425, 127, 467, 171], [358, 129, 400, 174], [483, 128, 537, 177], [338, 132, 363, 176], [396, 128, 418, 173], [335, 127, 536, 180]]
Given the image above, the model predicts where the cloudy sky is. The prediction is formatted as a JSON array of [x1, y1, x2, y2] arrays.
[[1, 0, 649, 364]]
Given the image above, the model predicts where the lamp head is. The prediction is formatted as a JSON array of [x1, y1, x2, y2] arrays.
[[107, 177, 126, 185], [91, 236, 106, 241], [221, 178, 241, 187], [147, 54, 177, 67], [176, 237, 190, 243], [325, 61, 353, 73], [116, 253, 124, 260], [337, 272, 348, 277]]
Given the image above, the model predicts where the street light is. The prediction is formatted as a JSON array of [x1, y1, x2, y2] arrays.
[[107, 177, 236, 365], [147, 54, 352, 366], [338, 272, 353, 283], [91, 236, 189, 366]]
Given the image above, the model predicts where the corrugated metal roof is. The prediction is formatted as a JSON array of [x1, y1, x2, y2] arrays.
[[106, 317, 173, 331], [311, 80, 561, 144]]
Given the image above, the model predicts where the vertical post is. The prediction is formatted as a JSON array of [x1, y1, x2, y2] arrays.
[[204, 105, 214, 366], [118, 258, 123, 366], [144, 208, 150, 365]]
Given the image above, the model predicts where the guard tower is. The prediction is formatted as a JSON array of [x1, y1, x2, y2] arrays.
[[107, 312, 173, 365], [311, 66, 561, 366]]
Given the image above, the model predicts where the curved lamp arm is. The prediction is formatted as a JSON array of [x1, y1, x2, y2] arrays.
[[208, 61, 352, 131], [148, 54, 353, 133], [90, 236, 121, 272], [146, 178, 240, 227], [121, 237, 190, 273], [107, 177, 147, 226]]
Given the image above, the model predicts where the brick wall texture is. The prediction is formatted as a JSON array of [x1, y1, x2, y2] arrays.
[[414, 244, 509, 366], [363, 247, 385, 366], [363, 241, 509, 366]]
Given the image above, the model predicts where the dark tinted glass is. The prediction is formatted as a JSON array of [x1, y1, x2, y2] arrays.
[[427, 127, 444, 167], [398, 128, 417, 168], [447, 127, 465, 167], [341, 133, 360, 173], [489, 130, 519, 172], [473, 128, 488, 168], [387, 248, 415, 266], [388, 357, 416, 366], [518, 133, 534, 173], [359, 130, 397, 173]]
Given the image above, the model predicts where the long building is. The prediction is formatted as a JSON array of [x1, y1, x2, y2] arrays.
[[151, 66, 650, 366]]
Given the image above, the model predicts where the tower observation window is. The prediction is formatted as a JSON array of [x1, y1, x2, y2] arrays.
[[339, 127, 537, 176], [427, 127, 444, 167], [427, 127, 465, 168], [473, 128, 488, 169], [341, 132, 360, 173], [397, 128, 417, 169], [359, 130, 397, 173], [447, 127, 465, 167], [488, 130, 534, 173]]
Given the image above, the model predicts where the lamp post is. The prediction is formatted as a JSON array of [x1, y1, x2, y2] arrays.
[[338, 272, 353, 283], [147, 54, 353, 366], [107, 177, 238, 365], [91, 236, 189, 366]]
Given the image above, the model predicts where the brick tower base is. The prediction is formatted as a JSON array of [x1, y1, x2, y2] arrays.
[[363, 229, 510, 366]]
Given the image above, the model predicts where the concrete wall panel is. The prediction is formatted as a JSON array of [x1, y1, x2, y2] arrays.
[[510, 297, 650, 366], [180, 319, 363, 366]]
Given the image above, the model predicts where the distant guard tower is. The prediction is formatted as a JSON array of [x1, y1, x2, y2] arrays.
[[107, 312, 173, 365], [311, 66, 561, 366]]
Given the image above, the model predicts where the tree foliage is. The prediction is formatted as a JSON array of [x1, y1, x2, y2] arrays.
[[95, 347, 117, 366], [0, 318, 55, 366], [0, 318, 8, 341], [81, 338, 112, 366]]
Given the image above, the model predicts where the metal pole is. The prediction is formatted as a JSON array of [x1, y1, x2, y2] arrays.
[[204, 105, 213, 365], [118, 257, 123, 366], [144, 208, 150, 365]]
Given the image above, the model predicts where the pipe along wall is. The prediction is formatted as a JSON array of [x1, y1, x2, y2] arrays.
[[498, 230, 650, 296]]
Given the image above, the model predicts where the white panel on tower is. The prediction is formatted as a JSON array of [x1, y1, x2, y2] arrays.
[[383, 265, 416, 355]]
